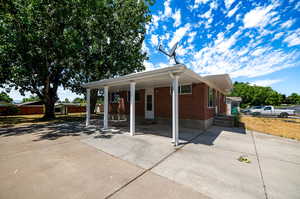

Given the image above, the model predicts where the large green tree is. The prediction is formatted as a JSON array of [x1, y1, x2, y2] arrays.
[[65, 0, 152, 113], [287, 93, 300, 104], [230, 82, 284, 107], [0, 0, 152, 119]]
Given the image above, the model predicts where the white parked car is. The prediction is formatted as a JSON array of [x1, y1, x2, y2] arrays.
[[251, 105, 295, 118]]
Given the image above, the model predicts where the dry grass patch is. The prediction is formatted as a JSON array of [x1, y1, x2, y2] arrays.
[[0, 113, 86, 128], [240, 115, 300, 140]]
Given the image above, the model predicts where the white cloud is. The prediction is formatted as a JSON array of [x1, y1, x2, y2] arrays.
[[295, 2, 300, 11], [152, 15, 160, 28], [151, 34, 159, 46], [163, 0, 172, 17], [144, 60, 156, 71], [141, 41, 149, 54], [198, 9, 212, 19], [272, 32, 284, 41], [250, 79, 283, 87], [251, 47, 270, 56], [160, 33, 170, 41], [190, 27, 300, 79], [227, 2, 240, 17], [176, 45, 187, 56], [172, 9, 181, 27], [280, 19, 295, 29], [192, 0, 210, 10], [226, 23, 234, 30], [187, 32, 197, 43], [168, 23, 191, 48], [243, 5, 276, 29], [210, 1, 218, 10], [224, 0, 235, 9], [283, 29, 300, 47]]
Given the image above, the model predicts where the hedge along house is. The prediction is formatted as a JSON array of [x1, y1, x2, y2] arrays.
[[82, 64, 232, 146]]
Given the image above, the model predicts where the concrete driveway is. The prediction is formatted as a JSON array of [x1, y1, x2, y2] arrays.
[[82, 124, 300, 199], [1, 121, 299, 199], [0, 122, 208, 199]]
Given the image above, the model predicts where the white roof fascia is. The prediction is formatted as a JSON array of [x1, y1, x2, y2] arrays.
[[82, 65, 186, 89], [183, 69, 231, 95]]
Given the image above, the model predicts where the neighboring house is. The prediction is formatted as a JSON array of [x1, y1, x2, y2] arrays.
[[83, 65, 233, 146], [17, 101, 44, 115], [55, 103, 86, 115], [226, 97, 242, 115]]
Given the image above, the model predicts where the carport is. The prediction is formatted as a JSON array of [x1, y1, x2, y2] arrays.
[[82, 64, 230, 146]]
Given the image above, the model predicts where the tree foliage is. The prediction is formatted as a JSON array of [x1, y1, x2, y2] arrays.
[[230, 82, 284, 107], [0, 92, 13, 103], [286, 93, 300, 104], [0, 0, 152, 118], [72, 97, 85, 103], [22, 95, 41, 103]]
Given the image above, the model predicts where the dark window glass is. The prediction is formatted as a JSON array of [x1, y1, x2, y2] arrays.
[[180, 85, 192, 94], [208, 87, 214, 107], [147, 95, 152, 111]]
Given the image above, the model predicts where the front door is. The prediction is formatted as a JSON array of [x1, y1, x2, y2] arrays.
[[145, 88, 154, 119]]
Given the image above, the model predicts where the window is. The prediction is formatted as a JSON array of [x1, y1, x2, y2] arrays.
[[264, 106, 272, 110], [127, 90, 140, 102], [180, 84, 192, 94], [170, 84, 193, 95], [146, 95, 152, 111], [208, 87, 214, 107]]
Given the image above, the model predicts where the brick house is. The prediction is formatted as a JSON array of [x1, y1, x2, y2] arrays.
[[83, 64, 232, 146]]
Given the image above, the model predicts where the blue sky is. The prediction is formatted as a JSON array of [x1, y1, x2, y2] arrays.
[[3, 0, 300, 102], [144, 0, 300, 96]]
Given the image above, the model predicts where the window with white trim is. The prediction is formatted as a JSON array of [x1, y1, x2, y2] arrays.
[[170, 84, 193, 95], [180, 84, 192, 94], [208, 87, 214, 107]]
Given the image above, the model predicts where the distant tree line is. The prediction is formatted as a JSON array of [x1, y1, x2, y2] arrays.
[[230, 82, 300, 108]]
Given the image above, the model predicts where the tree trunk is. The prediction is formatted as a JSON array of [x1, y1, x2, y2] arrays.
[[43, 99, 56, 119], [90, 89, 98, 114]]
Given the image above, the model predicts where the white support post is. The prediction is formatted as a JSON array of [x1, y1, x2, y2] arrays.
[[86, 89, 91, 127], [103, 86, 109, 129], [130, 81, 136, 136], [172, 75, 179, 146]]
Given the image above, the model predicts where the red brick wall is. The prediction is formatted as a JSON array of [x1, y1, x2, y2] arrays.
[[67, 105, 85, 113], [107, 83, 227, 121], [19, 106, 44, 115]]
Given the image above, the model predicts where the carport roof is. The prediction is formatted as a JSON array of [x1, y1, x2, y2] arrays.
[[82, 64, 233, 94]]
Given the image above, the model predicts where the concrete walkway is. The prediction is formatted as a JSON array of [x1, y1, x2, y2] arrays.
[[82, 124, 300, 199]]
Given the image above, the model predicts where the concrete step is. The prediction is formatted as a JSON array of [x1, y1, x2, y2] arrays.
[[214, 119, 234, 124], [213, 121, 234, 127], [214, 115, 234, 121], [213, 116, 235, 127]]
